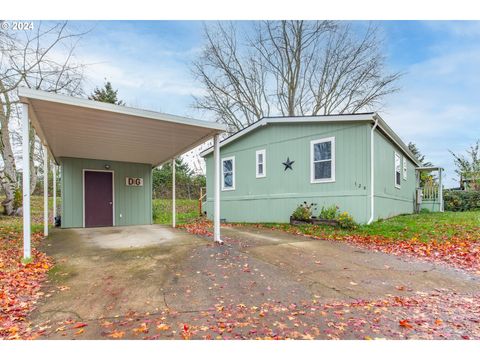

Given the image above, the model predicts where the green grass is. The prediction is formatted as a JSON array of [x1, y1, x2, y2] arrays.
[[0, 195, 56, 232], [264, 211, 480, 243], [152, 198, 199, 225]]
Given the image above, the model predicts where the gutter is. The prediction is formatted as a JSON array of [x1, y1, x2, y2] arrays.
[[367, 115, 380, 225]]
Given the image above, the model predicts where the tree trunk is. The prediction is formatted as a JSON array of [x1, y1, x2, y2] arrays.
[[0, 83, 18, 215]]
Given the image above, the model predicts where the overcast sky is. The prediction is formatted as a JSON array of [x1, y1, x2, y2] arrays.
[[68, 20, 480, 187]]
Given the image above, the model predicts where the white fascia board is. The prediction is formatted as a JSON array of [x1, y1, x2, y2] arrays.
[[200, 118, 269, 157], [200, 112, 422, 167], [416, 166, 444, 171], [267, 113, 375, 123], [18, 87, 227, 132], [200, 114, 374, 157]]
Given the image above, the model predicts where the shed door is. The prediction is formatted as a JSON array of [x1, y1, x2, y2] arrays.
[[84, 171, 114, 227]]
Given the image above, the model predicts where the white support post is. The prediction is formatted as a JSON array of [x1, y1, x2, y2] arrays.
[[53, 163, 57, 223], [22, 103, 31, 260], [439, 168, 444, 212], [43, 145, 48, 236], [213, 134, 222, 244], [172, 158, 176, 228]]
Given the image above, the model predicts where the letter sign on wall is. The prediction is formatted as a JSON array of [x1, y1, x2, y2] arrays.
[[125, 177, 144, 187]]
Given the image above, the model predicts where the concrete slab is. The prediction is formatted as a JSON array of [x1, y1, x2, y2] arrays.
[[30, 223, 480, 339], [74, 225, 198, 250]]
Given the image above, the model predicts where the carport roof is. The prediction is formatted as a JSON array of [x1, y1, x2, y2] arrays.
[[18, 87, 226, 167]]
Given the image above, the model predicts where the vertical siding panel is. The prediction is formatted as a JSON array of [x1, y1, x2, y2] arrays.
[[204, 122, 372, 223], [60, 157, 152, 228]]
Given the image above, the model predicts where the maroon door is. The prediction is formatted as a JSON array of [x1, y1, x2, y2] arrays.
[[84, 171, 113, 227]]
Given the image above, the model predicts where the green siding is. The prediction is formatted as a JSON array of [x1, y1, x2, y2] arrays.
[[372, 130, 417, 220], [60, 157, 152, 228], [204, 122, 371, 223]]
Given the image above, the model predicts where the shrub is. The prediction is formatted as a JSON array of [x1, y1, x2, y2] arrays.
[[319, 205, 339, 220], [291, 202, 317, 221], [443, 190, 480, 212], [13, 188, 22, 210], [337, 211, 358, 229]]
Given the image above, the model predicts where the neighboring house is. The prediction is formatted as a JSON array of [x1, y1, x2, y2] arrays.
[[201, 113, 442, 224]]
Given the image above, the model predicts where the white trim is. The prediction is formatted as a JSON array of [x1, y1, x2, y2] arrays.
[[394, 152, 401, 189], [82, 169, 115, 228], [310, 137, 336, 184], [221, 156, 236, 191], [213, 134, 222, 244], [201, 119, 268, 157], [199, 113, 421, 168], [53, 163, 57, 223], [22, 103, 31, 259], [367, 118, 379, 225], [200, 115, 373, 157], [255, 149, 266, 178], [18, 87, 226, 132], [172, 158, 176, 228], [43, 145, 48, 237], [402, 156, 408, 180]]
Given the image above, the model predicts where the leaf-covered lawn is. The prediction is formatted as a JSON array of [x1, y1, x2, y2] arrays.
[[0, 227, 52, 339], [0, 196, 54, 340], [266, 211, 480, 243], [254, 212, 480, 274]]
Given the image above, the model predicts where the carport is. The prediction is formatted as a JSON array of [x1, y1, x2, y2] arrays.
[[18, 87, 226, 259]]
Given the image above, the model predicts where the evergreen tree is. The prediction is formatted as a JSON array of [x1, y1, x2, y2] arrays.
[[88, 80, 125, 105], [408, 142, 434, 186], [408, 142, 432, 167], [152, 158, 205, 199]]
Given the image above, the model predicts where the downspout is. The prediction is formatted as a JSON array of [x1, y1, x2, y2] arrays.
[[367, 116, 379, 225]]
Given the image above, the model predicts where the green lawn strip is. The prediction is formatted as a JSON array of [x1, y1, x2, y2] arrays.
[[261, 211, 480, 243], [153, 198, 199, 225]]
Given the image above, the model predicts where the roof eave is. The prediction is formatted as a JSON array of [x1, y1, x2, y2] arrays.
[[18, 87, 227, 132], [199, 114, 375, 157]]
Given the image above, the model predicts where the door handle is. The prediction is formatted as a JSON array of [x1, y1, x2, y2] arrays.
[[109, 202, 113, 205]]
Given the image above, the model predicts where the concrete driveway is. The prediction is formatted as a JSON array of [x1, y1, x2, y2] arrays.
[[31, 224, 480, 339]]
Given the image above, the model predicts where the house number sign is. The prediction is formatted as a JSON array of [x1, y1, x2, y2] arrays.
[[125, 177, 144, 186]]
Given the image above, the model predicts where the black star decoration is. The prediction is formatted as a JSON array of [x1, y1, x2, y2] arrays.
[[282, 157, 295, 171]]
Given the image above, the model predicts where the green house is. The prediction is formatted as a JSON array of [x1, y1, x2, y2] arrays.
[[201, 113, 443, 224]]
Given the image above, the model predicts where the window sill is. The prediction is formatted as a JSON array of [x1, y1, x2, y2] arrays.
[[221, 187, 236, 192], [311, 178, 335, 184]]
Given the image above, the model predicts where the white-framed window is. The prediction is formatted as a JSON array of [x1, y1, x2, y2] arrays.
[[255, 149, 266, 178], [394, 152, 401, 188], [221, 156, 235, 191], [311, 137, 335, 183], [403, 157, 408, 180]]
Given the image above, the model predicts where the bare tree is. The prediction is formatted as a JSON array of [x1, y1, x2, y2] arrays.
[[193, 21, 401, 132], [0, 21, 86, 215]]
